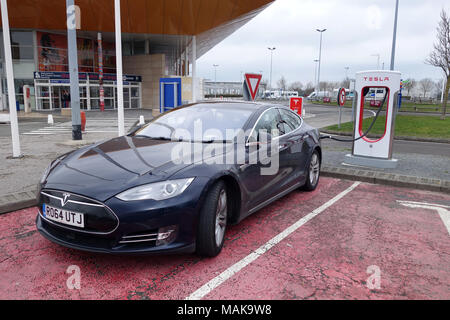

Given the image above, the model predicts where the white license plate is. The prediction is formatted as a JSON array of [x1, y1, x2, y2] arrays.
[[42, 204, 85, 228]]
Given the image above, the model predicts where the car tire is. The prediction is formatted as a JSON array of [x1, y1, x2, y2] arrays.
[[302, 150, 321, 191], [196, 181, 228, 257]]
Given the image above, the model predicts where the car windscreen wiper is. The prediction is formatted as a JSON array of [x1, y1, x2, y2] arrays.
[[134, 135, 172, 141], [135, 135, 193, 142]]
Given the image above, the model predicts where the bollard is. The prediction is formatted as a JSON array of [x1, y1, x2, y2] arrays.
[[48, 114, 54, 125], [139, 115, 145, 126], [80, 111, 86, 132]]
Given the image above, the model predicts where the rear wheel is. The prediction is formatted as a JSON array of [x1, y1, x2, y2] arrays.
[[302, 150, 321, 191], [196, 181, 228, 257]]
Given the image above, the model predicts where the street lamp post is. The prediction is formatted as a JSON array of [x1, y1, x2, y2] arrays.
[[316, 29, 327, 93], [344, 66, 350, 79], [314, 59, 319, 86], [213, 64, 219, 98], [390, 0, 400, 70], [268, 47, 276, 89]]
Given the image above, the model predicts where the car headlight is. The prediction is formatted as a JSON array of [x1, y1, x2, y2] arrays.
[[116, 178, 195, 201]]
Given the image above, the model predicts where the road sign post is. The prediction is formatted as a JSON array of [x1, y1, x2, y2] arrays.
[[337, 88, 346, 129]]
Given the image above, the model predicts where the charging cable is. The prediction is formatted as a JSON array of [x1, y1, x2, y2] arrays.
[[320, 91, 388, 142]]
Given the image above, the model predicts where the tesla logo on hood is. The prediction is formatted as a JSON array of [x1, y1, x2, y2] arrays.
[[61, 193, 71, 207]]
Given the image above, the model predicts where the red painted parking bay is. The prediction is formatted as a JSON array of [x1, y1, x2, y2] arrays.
[[0, 178, 448, 300]]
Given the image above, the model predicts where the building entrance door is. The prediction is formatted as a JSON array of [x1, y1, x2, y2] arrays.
[[51, 86, 63, 109]]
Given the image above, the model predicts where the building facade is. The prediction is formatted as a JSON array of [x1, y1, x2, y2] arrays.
[[0, 0, 274, 114], [204, 81, 267, 98]]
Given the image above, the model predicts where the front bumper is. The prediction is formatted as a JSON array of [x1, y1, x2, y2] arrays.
[[36, 214, 196, 255], [36, 177, 209, 255]]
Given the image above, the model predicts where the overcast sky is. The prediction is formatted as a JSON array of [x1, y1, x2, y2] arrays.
[[197, 0, 449, 87]]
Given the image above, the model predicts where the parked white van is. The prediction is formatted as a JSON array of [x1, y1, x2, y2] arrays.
[[306, 91, 331, 100]]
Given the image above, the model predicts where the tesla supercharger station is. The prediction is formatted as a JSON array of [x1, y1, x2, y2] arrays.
[[344, 70, 401, 169]]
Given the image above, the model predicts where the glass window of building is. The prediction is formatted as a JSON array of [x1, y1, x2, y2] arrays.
[[123, 41, 132, 56], [11, 31, 34, 60], [133, 41, 146, 55]]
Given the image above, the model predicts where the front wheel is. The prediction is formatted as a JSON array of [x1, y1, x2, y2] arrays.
[[196, 181, 228, 257], [302, 150, 321, 191]]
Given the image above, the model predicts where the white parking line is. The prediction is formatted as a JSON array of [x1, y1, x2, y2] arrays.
[[398, 201, 450, 235], [185, 181, 361, 300]]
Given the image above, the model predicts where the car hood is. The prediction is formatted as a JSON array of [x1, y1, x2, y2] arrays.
[[44, 136, 227, 202]]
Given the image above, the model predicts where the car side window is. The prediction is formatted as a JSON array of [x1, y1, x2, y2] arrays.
[[251, 108, 281, 141], [279, 109, 302, 133]]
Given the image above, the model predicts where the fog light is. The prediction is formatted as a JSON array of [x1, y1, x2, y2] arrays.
[[156, 225, 178, 246]]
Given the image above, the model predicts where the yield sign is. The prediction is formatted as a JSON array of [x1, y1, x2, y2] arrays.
[[244, 73, 262, 101]]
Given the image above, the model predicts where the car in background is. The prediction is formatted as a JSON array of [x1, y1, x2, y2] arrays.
[[306, 91, 332, 100]]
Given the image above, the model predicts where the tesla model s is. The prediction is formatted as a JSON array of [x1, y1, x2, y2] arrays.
[[36, 102, 322, 257]]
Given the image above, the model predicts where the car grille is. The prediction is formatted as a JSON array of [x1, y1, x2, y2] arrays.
[[40, 190, 119, 234], [118, 230, 159, 246], [41, 218, 114, 249]]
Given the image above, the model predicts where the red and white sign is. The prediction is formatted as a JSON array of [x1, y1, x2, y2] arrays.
[[338, 88, 346, 107], [244, 73, 262, 101], [289, 97, 303, 116]]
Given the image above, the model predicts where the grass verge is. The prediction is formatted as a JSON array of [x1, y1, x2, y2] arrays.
[[324, 115, 450, 139]]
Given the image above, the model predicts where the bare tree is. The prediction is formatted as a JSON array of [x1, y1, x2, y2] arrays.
[[340, 78, 351, 89], [277, 76, 287, 91], [288, 81, 303, 94], [326, 82, 339, 96], [419, 78, 434, 98], [403, 78, 416, 96], [304, 82, 315, 96], [318, 81, 328, 93], [426, 9, 450, 119], [434, 80, 444, 99]]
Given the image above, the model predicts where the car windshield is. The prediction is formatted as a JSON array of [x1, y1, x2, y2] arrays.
[[134, 104, 254, 142]]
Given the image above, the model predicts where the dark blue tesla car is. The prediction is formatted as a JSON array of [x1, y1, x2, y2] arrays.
[[36, 102, 322, 257]]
